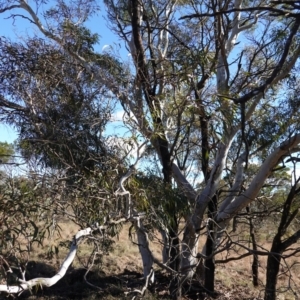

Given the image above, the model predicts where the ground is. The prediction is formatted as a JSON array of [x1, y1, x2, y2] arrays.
[[1, 220, 299, 300]]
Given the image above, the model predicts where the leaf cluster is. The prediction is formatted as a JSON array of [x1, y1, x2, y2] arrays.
[[0, 142, 14, 164], [128, 173, 190, 229]]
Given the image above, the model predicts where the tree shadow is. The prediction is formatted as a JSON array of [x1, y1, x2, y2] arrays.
[[12, 261, 172, 299]]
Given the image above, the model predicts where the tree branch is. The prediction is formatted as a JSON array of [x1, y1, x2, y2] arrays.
[[0, 226, 93, 294], [234, 15, 300, 104], [180, 5, 297, 20], [0, 5, 21, 13], [217, 134, 300, 223]]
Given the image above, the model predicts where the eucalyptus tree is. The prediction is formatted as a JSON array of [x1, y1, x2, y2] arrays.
[[0, 15, 128, 292], [1, 0, 300, 298], [103, 0, 300, 295], [264, 174, 300, 300], [0, 168, 108, 294], [0, 24, 121, 171]]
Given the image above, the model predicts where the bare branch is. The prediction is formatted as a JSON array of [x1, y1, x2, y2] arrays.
[[0, 226, 93, 294], [180, 5, 297, 20], [0, 5, 21, 13]]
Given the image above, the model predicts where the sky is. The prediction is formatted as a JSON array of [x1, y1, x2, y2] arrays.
[[0, 1, 126, 144]]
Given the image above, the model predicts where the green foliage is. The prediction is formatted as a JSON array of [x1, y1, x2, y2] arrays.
[[69, 168, 122, 225], [60, 22, 126, 78], [0, 142, 14, 163], [62, 21, 100, 55], [0, 27, 127, 176], [128, 173, 189, 230], [0, 174, 57, 264]]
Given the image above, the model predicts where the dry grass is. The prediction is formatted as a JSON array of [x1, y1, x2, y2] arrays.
[[213, 221, 300, 300], [2, 218, 300, 300]]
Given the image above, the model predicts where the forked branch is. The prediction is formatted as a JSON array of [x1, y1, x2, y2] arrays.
[[0, 226, 95, 294]]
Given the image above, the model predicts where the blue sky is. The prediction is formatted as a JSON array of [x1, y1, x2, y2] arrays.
[[0, 1, 126, 144], [0, 6, 29, 143]]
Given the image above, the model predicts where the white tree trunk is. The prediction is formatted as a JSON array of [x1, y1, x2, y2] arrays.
[[0, 227, 92, 294], [217, 134, 300, 223], [134, 218, 154, 284], [159, 228, 170, 264], [179, 141, 233, 278], [115, 142, 155, 283], [210, 134, 300, 252], [180, 221, 199, 279]]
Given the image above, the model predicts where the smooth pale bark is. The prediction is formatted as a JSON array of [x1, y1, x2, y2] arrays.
[[0, 227, 92, 294], [217, 134, 300, 223], [172, 163, 197, 205], [134, 218, 155, 284], [214, 152, 247, 247], [159, 228, 170, 264], [115, 143, 155, 282], [180, 141, 233, 278], [182, 134, 300, 279], [115, 166, 136, 219], [192, 142, 233, 231], [218, 152, 246, 213], [180, 222, 199, 279], [178, 1, 250, 268]]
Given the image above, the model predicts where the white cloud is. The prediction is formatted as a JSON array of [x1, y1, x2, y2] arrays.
[[110, 110, 138, 124], [102, 44, 112, 52], [110, 110, 124, 122]]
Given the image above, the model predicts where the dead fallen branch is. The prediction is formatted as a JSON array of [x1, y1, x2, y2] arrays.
[[0, 227, 93, 294]]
